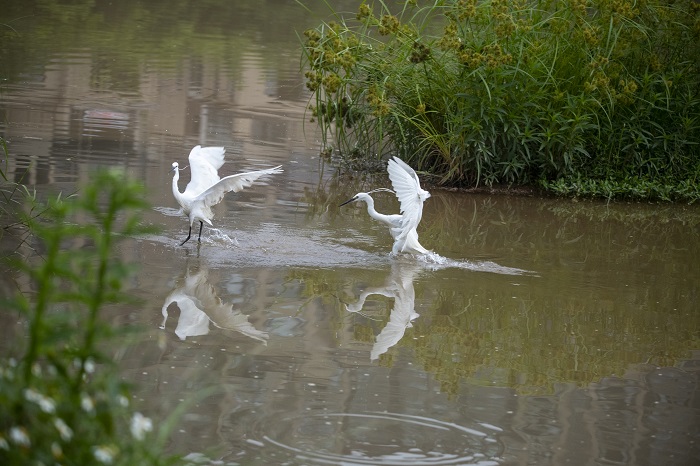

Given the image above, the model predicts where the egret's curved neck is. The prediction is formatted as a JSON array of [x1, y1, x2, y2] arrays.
[[363, 196, 385, 222], [171, 168, 185, 204]]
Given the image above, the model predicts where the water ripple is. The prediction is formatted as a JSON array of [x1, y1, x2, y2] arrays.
[[250, 411, 503, 465]]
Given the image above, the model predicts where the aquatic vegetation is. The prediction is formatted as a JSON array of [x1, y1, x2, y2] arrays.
[[301, 0, 700, 201], [0, 137, 40, 251], [0, 170, 177, 465]]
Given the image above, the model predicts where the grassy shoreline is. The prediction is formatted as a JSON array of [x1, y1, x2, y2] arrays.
[[303, 0, 700, 203]]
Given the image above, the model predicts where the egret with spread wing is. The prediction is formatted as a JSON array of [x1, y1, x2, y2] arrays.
[[386, 156, 431, 255], [339, 156, 430, 255], [171, 145, 282, 245]]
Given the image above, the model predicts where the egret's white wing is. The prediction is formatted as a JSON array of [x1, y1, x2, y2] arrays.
[[185, 146, 226, 196], [387, 157, 429, 247], [194, 165, 283, 208]]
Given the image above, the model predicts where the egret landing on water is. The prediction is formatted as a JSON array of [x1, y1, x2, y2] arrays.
[[171, 145, 282, 245], [340, 156, 431, 255]]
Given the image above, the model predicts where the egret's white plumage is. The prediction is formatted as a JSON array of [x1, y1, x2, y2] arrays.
[[171, 145, 282, 245], [386, 156, 431, 255], [340, 156, 430, 255]]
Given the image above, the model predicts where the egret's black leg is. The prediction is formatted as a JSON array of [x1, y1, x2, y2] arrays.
[[180, 225, 192, 246], [197, 221, 204, 242]]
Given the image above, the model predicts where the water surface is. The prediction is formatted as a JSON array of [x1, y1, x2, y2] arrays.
[[1, 1, 699, 465]]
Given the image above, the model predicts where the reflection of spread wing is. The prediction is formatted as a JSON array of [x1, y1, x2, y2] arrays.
[[370, 263, 420, 360], [370, 303, 419, 361], [161, 268, 268, 344], [204, 301, 269, 345], [345, 261, 422, 360]]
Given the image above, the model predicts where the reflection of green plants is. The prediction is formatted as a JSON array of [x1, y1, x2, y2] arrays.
[[0, 170, 174, 465], [409, 288, 699, 396], [302, 0, 700, 201], [0, 137, 39, 252]]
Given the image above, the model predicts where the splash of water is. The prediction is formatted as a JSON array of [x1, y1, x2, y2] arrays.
[[205, 229, 239, 246], [415, 251, 533, 276]]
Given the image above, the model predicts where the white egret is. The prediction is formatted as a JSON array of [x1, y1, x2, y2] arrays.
[[171, 145, 282, 245], [340, 156, 430, 255]]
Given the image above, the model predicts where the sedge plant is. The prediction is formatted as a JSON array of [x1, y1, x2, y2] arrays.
[[301, 0, 700, 201]]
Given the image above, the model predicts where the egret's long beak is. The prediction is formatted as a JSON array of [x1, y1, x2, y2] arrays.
[[339, 196, 357, 207], [170, 165, 188, 174]]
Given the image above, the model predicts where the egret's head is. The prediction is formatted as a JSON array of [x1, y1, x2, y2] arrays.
[[171, 162, 179, 173], [339, 188, 394, 207], [340, 192, 374, 207], [339, 193, 362, 207]]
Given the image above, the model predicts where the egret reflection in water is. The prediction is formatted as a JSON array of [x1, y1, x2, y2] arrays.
[[346, 260, 423, 360], [160, 266, 269, 344]]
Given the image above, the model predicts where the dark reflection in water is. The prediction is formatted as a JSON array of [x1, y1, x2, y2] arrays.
[[1, 0, 699, 465]]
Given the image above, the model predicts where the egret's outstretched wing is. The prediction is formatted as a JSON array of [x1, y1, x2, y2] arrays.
[[387, 157, 430, 248], [185, 146, 226, 196], [195, 165, 283, 208], [387, 156, 428, 218]]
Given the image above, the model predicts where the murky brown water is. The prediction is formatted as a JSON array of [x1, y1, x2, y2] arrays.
[[2, 1, 699, 465]]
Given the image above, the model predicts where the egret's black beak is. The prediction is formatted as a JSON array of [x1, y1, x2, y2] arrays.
[[339, 196, 357, 207], [170, 165, 188, 174]]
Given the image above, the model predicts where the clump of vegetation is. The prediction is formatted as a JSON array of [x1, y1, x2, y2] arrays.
[[0, 169, 175, 465], [1, 138, 38, 249], [301, 0, 700, 201]]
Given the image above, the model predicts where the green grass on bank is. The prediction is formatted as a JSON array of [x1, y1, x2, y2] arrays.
[[301, 0, 700, 202]]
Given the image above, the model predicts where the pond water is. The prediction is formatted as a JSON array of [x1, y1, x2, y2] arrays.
[[1, 1, 699, 465]]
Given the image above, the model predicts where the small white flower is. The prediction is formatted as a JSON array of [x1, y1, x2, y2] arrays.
[[117, 394, 129, 407], [51, 442, 63, 459], [84, 359, 96, 374], [54, 418, 73, 441], [130, 412, 153, 441], [31, 363, 42, 377], [0, 435, 9, 450], [81, 394, 95, 413], [2, 366, 15, 381], [24, 388, 56, 414], [92, 445, 117, 464], [9, 426, 30, 447]]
